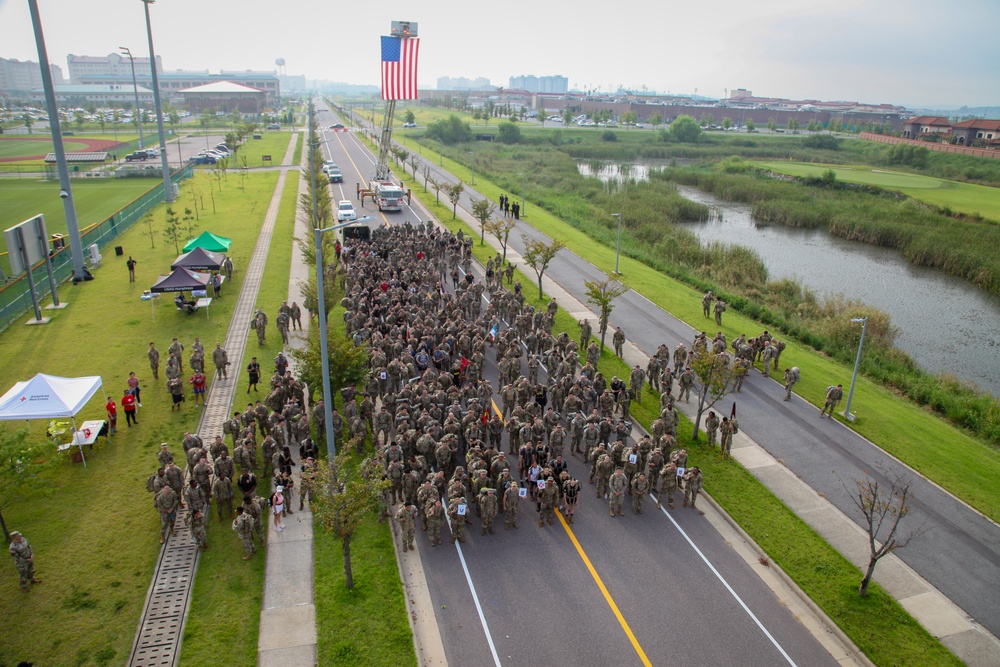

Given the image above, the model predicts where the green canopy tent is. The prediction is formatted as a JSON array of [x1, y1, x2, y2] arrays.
[[183, 231, 232, 253]]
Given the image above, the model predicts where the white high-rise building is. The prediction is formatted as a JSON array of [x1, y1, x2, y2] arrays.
[[508, 74, 567, 94], [67, 53, 162, 84], [0, 57, 63, 96]]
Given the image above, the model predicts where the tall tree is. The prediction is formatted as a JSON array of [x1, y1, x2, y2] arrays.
[[621, 111, 638, 129], [404, 108, 416, 124], [788, 118, 800, 133], [745, 117, 756, 132], [22, 113, 34, 135], [584, 276, 628, 353], [767, 117, 777, 132], [562, 108, 573, 125], [471, 197, 498, 245], [689, 352, 739, 440], [521, 236, 565, 299], [847, 465, 923, 597], [483, 217, 517, 262], [648, 112, 662, 131], [290, 326, 369, 399], [721, 117, 733, 130], [311, 453, 390, 589]]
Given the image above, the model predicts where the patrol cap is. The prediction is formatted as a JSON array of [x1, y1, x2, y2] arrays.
[[9, 530, 21, 538]]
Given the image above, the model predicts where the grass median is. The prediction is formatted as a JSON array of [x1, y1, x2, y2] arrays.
[[395, 169, 961, 666], [177, 166, 298, 664], [0, 170, 278, 667]]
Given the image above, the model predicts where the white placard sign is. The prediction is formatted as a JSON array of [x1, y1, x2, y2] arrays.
[[676, 467, 686, 477], [457, 503, 467, 516], [518, 487, 527, 497]]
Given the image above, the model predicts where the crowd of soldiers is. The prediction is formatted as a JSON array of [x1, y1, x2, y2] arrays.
[[146, 327, 319, 559], [321, 222, 721, 553], [140, 218, 814, 563]]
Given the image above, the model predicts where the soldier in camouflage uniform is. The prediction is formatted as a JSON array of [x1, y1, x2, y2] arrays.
[[705, 411, 720, 448], [155, 484, 179, 543], [657, 461, 679, 508], [608, 467, 628, 517], [537, 477, 558, 527], [631, 472, 650, 514], [612, 327, 625, 357], [683, 466, 703, 510], [396, 502, 418, 551], [447, 497, 467, 543], [212, 473, 234, 521], [233, 507, 256, 559], [425, 499, 445, 546], [190, 510, 208, 551], [503, 481, 520, 529], [480, 488, 498, 535], [8, 531, 41, 591]]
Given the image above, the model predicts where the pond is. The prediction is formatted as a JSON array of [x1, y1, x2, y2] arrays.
[[576, 161, 1000, 396]]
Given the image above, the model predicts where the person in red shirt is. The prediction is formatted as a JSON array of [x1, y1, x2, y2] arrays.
[[106, 398, 118, 435], [190, 371, 207, 407], [121, 390, 138, 427]]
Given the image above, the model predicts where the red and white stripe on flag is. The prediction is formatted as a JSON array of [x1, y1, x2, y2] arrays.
[[382, 37, 420, 100]]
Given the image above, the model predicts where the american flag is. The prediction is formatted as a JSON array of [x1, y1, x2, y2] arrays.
[[381, 35, 419, 100]]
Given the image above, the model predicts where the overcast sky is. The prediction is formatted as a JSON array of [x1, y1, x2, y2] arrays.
[[1, 0, 998, 108]]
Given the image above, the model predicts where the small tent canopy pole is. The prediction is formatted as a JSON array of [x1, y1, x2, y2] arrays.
[[70, 416, 86, 467]]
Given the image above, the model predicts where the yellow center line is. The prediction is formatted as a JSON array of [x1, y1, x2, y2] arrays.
[[557, 512, 653, 666]]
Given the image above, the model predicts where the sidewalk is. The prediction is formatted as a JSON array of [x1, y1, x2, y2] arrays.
[[257, 130, 318, 667], [432, 170, 1000, 667]]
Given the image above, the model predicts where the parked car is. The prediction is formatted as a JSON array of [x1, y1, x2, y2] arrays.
[[336, 200, 356, 222], [402, 122, 416, 128], [266, 123, 281, 130], [329, 123, 345, 130], [328, 168, 343, 183], [322, 161, 338, 175], [188, 154, 217, 165], [125, 150, 149, 161], [144, 147, 160, 157]]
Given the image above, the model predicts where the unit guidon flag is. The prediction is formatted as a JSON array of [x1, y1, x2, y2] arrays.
[[381, 35, 420, 100]]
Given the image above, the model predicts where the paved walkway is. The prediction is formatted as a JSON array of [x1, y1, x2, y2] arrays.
[[257, 131, 319, 667], [128, 133, 298, 667]]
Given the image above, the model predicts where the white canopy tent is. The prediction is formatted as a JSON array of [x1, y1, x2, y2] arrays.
[[0, 373, 108, 466]]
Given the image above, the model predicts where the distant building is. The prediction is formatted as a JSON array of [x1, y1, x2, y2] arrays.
[[509, 75, 568, 94], [0, 57, 63, 97], [437, 76, 492, 91], [30, 83, 153, 104], [900, 116, 952, 139], [950, 119, 1000, 146], [76, 70, 280, 106], [67, 53, 162, 84], [178, 81, 266, 113]]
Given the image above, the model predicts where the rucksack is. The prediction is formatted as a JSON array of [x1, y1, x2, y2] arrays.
[[146, 473, 157, 493], [790, 367, 800, 383], [730, 419, 739, 435]]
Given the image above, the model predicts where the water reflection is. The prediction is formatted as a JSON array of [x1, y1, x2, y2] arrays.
[[576, 161, 1000, 395], [677, 185, 1000, 396]]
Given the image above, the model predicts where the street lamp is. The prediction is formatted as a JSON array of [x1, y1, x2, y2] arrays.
[[119, 46, 144, 149], [843, 316, 868, 422], [140, 0, 173, 202], [612, 213, 622, 274]]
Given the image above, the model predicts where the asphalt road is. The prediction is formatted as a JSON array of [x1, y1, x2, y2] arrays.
[[314, 106, 840, 666], [327, 108, 1000, 641]]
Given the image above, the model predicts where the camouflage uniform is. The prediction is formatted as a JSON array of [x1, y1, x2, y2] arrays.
[[608, 469, 628, 516], [503, 483, 520, 529], [232, 510, 256, 558], [396, 503, 418, 551]]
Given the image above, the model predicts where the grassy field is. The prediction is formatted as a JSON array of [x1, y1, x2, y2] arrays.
[[0, 178, 161, 237], [759, 161, 1000, 222], [0, 170, 278, 667], [394, 169, 961, 665], [0, 138, 95, 159], [178, 166, 298, 665]]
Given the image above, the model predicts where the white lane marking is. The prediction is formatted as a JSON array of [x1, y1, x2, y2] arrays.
[[447, 517, 503, 666], [650, 493, 798, 666]]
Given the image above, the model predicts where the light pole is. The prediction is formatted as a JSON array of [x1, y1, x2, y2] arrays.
[[28, 0, 86, 282], [843, 317, 868, 422], [119, 47, 144, 149], [612, 213, 622, 274], [140, 0, 173, 202], [520, 172, 525, 217]]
